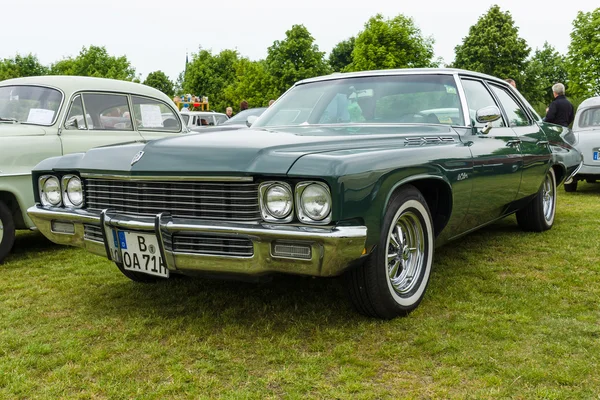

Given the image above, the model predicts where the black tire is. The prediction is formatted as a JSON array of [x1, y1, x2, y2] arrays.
[[564, 180, 577, 192], [0, 201, 16, 264], [516, 168, 556, 232], [115, 262, 161, 283], [345, 185, 434, 319]]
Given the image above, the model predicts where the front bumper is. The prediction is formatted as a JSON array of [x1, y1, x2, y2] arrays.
[[27, 206, 368, 277]]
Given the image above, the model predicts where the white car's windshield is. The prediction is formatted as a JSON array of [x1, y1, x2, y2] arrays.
[[0, 85, 62, 125], [253, 74, 465, 129]]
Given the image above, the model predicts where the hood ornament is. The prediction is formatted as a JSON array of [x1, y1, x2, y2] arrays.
[[131, 151, 144, 166]]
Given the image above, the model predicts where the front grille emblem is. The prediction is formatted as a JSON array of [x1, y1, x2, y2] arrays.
[[131, 151, 144, 166]]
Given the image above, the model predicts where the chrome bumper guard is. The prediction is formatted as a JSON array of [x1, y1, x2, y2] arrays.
[[27, 206, 367, 277]]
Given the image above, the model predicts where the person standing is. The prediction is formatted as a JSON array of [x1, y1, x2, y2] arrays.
[[543, 83, 574, 127], [225, 107, 233, 118], [240, 100, 248, 112], [504, 78, 517, 89]]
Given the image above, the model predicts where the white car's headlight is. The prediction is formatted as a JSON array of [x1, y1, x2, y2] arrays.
[[62, 175, 84, 208], [39, 175, 62, 207], [296, 182, 332, 224], [259, 182, 293, 222]]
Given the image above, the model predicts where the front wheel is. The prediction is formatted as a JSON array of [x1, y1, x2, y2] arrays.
[[345, 185, 434, 319], [516, 168, 556, 232], [0, 201, 16, 264]]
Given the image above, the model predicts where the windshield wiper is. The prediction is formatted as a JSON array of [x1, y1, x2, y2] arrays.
[[0, 117, 19, 123]]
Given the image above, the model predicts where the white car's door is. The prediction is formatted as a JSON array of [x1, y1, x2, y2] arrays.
[[60, 92, 144, 154]]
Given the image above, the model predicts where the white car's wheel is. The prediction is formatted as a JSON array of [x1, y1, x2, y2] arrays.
[[0, 201, 16, 264]]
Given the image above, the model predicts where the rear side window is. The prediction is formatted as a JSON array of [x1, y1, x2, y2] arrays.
[[81, 93, 133, 131], [132, 96, 181, 132], [579, 107, 600, 128]]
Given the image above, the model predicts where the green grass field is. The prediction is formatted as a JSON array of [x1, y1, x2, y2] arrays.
[[1, 183, 599, 399]]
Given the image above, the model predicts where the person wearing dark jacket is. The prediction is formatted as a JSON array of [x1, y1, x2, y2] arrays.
[[543, 83, 574, 127]]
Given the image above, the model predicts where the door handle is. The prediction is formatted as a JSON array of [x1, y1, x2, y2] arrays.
[[536, 140, 549, 146], [506, 139, 521, 147]]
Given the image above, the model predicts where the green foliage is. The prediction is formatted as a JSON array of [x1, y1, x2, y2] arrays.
[[347, 14, 437, 72], [143, 70, 174, 97], [183, 49, 240, 112], [266, 24, 331, 94], [566, 8, 600, 98], [521, 42, 569, 111], [453, 5, 530, 87], [222, 59, 279, 109], [0, 54, 48, 81], [50, 46, 137, 81], [329, 37, 355, 72]]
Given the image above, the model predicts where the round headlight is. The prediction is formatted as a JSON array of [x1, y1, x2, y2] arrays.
[[265, 184, 293, 219], [41, 176, 61, 206], [66, 176, 83, 207], [300, 184, 331, 221]]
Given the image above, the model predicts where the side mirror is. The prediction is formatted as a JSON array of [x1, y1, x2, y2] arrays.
[[246, 115, 258, 127], [64, 117, 81, 130], [475, 106, 501, 134]]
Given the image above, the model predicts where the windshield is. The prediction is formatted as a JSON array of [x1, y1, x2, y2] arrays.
[[223, 108, 267, 125], [253, 74, 464, 129], [579, 107, 600, 128], [0, 85, 62, 125]]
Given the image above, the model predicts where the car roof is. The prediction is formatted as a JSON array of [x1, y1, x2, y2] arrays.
[[578, 96, 600, 110], [297, 68, 509, 86], [0, 75, 171, 102]]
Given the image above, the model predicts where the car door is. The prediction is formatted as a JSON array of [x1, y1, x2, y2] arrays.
[[460, 78, 523, 227], [489, 83, 551, 200], [61, 92, 144, 154], [130, 95, 184, 141]]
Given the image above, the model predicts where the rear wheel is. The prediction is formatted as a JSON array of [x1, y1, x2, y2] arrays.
[[564, 180, 577, 192], [115, 262, 161, 283], [345, 185, 434, 319], [517, 168, 556, 232], [0, 201, 16, 264]]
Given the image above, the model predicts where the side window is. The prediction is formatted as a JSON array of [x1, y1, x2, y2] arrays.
[[461, 79, 505, 128], [64, 95, 88, 130], [81, 93, 132, 131], [215, 115, 228, 125], [490, 85, 531, 127], [132, 96, 181, 132]]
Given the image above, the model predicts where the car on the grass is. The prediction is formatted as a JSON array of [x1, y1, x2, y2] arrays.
[[180, 110, 229, 128], [563, 96, 600, 192], [0, 75, 189, 263], [27, 69, 582, 319]]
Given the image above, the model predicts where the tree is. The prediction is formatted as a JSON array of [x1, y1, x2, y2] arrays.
[[0, 54, 48, 81], [143, 70, 174, 97], [521, 42, 568, 110], [453, 5, 530, 87], [348, 14, 437, 72], [266, 24, 331, 94], [183, 49, 240, 112], [329, 37, 355, 72], [222, 59, 279, 109], [50, 45, 137, 81], [566, 8, 600, 98]]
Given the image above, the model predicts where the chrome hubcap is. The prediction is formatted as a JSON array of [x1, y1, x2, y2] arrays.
[[542, 173, 555, 222], [386, 210, 425, 295]]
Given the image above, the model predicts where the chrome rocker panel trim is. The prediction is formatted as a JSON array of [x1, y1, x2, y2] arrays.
[[27, 206, 367, 277]]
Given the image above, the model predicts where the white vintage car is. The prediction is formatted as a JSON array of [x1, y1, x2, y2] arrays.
[[0, 76, 189, 262], [564, 96, 600, 191]]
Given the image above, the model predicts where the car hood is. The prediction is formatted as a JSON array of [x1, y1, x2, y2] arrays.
[[71, 125, 458, 176], [0, 124, 48, 137]]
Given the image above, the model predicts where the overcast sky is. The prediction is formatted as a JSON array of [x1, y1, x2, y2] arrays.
[[2, 0, 598, 82]]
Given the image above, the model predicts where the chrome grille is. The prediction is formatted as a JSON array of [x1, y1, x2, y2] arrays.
[[172, 233, 254, 257], [84, 179, 260, 221], [84, 224, 103, 242]]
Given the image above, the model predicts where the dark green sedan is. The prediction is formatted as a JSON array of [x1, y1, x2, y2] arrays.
[[27, 69, 582, 319]]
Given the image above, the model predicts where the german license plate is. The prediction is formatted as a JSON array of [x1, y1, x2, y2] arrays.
[[594, 151, 599, 161], [109, 230, 168, 278]]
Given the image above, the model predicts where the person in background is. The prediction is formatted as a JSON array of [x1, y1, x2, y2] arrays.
[[543, 83, 574, 127], [240, 100, 248, 112], [504, 78, 517, 89], [225, 107, 233, 118], [268, 99, 275, 106]]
